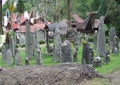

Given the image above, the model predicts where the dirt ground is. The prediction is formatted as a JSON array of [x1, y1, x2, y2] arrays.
[[104, 68, 120, 85], [0, 63, 120, 85], [0, 63, 102, 85]]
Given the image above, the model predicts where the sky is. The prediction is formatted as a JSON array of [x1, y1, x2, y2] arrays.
[[2, 0, 8, 5]]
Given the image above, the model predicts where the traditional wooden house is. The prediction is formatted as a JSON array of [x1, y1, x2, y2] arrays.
[[72, 12, 97, 34], [44, 20, 68, 35]]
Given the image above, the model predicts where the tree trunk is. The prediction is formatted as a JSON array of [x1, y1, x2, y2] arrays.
[[0, 0, 3, 35], [67, 0, 71, 28]]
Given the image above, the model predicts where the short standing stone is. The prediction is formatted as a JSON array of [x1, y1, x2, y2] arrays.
[[73, 46, 78, 62], [9, 36, 16, 62], [89, 47, 94, 64], [93, 56, 102, 67], [74, 32, 81, 47], [1, 43, 7, 63], [14, 49, 21, 66], [61, 40, 72, 63], [6, 49, 13, 66], [103, 50, 110, 64], [36, 47, 42, 65], [82, 41, 90, 64], [25, 57, 29, 65]]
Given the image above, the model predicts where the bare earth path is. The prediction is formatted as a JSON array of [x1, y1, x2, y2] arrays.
[[105, 68, 120, 85]]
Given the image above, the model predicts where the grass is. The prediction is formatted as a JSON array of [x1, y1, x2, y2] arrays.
[[0, 41, 120, 75], [96, 53, 120, 74]]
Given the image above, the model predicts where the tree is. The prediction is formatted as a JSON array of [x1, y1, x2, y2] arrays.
[[0, 0, 3, 34], [106, 0, 120, 37], [16, 0, 25, 14]]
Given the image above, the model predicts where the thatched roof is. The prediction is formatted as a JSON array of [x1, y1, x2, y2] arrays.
[[72, 12, 97, 33]]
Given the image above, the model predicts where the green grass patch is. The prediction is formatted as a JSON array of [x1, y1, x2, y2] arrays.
[[96, 53, 120, 74]]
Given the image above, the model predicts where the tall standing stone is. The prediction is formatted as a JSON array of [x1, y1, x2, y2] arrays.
[[1, 43, 7, 63], [109, 27, 116, 52], [53, 28, 62, 62], [34, 28, 42, 65], [61, 40, 72, 63], [32, 28, 39, 56], [96, 16, 106, 57], [25, 20, 33, 59]]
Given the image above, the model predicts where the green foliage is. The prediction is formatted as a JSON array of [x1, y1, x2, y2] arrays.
[[2, 0, 10, 17], [96, 53, 120, 74], [39, 41, 45, 44], [88, 37, 94, 42], [16, 0, 25, 13], [24, 2, 31, 12], [106, 0, 120, 37]]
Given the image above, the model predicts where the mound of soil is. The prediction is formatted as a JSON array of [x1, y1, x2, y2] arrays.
[[0, 63, 102, 85]]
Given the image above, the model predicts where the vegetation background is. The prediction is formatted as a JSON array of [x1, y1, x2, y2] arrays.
[[1, 0, 120, 37]]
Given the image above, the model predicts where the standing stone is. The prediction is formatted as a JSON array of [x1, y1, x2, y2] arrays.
[[85, 34, 88, 41], [82, 41, 90, 64], [96, 16, 106, 57], [33, 28, 39, 55], [114, 36, 119, 50], [61, 40, 72, 63], [103, 50, 110, 64], [89, 47, 94, 64], [6, 49, 13, 66], [45, 30, 50, 54], [25, 20, 33, 59], [1, 43, 7, 63], [25, 57, 29, 65], [73, 46, 78, 62], [33, 28, 42, 65], [113, 36, 119, 55], [36, 47, 42, 65], [109, 27, 116, 52], [94, 30, 98, 50], [9, 36, 16, 62], [53, 28, 62, 62], [92, 56, 102, 67], [74, 32, 81, 47], [14, 49, 21, 66]]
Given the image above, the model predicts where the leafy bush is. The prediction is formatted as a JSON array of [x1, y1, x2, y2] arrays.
[[49, 40, 53, 43], [39, 41, 45, 44], [21, 44, 25, 48], [88, 37, 94, 42]]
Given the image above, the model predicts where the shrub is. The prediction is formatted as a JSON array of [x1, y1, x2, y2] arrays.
[[88, 37, 94, 42], [39, 41, 45, 44]]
